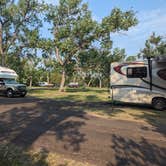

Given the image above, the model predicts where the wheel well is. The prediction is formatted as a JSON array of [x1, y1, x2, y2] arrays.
[[152, 97, 166, 104], [6, 88, 13, 92]]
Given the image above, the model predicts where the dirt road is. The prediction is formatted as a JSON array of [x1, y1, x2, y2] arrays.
[[0, 97, 166, 166]]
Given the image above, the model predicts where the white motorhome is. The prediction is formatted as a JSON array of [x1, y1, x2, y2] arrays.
[[0, 66, 27, 97], [110, 56, 166, 110]]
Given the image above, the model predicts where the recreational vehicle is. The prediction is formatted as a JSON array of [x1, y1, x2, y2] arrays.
[[110, 56, 166, 110], [0, 66, 27, 97]]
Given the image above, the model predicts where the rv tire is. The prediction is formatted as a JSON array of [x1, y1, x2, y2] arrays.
[[152, 97, 166, 111]]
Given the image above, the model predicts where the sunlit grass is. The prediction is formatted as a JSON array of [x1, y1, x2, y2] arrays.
[[28, 87, 165, 124], [86, 106, 166, 124], [29, 87, 109, 102]]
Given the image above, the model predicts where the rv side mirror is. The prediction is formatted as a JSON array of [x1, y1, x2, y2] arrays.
[[127, 67, 147, 78]]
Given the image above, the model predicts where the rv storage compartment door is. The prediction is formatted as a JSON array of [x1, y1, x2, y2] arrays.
[[113, 88, 152, 104]]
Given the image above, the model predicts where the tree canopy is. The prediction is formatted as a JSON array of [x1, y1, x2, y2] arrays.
[[45, 0, 138, 91], [0, 0, 141, 89], [139, 33, 166, 59]]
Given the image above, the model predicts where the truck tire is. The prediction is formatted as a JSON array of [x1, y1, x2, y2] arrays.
[[152, 97, 166, 111], [6, 89, 14, 98], [20, 93, 26, 97]]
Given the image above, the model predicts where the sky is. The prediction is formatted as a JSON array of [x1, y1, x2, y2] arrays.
[[42, 0, 166, 56]]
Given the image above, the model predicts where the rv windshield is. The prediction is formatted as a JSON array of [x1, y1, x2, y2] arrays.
[[4, 79, 18, 84]]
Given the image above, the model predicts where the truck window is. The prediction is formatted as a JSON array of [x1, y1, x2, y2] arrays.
[[127, 67, 147, 78]]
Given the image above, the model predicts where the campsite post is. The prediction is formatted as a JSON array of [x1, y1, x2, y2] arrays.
[[147, 57, 152, 91]]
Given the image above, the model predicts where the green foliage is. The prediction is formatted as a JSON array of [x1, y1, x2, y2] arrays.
[[139, 33, 166, 59], [126, 55, 137, 62], [48, 0, 97, 58], [0, 0, 45, 66], [1, 0, 138, 88], [101, 8, 138, 32], [111, 47, 126, 62], [78, 47, 126, 87], [98, 8, 138, 50], [45, 0, 138, 89]]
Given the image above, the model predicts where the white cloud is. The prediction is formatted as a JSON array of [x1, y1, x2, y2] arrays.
[[129, 9, 166, 38], [112, 8, 166, 55]]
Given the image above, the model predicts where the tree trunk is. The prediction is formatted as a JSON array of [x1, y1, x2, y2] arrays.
[[47, 72, 50, 84], [29, 76, 32, 87], [87, 78, 92, 87], [59, 70, 66, 92], [73, 76, 76, 83], [99, 78, 102, 88], [0, 23, 5, 66]]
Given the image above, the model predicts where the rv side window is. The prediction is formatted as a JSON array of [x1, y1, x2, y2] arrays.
[[127, 67, 147, 78], [158, 69, 166, 80]]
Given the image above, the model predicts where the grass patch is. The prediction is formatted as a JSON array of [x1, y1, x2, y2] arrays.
[[28, 87, 165, 125], [0, 143, 93, 166], [29, 87, 109, 102], [85, 105, 166, 124]]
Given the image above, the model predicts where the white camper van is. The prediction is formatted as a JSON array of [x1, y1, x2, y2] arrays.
[[0, 66, 27, 97], [110, 57, 166, 110]]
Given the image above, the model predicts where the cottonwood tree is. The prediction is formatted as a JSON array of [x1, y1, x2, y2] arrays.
[[46, 1, 138, 91], [78, 48, 100, 87], [46, 0, 98, 91], [139, 33, 166, 59], [126, 55, 137, 62], [138, 33, 166, 90], [99, 47, 127, 88], [39, 39, 56, 83], [90, 8, 137, 87], [0, 0, 44, 67], [78, 47, 127, 88], [96, 8, 138, 55]]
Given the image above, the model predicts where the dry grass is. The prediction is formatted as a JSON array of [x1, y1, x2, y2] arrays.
[[86, 106, 166, 125], [0, 143, 93, 166]]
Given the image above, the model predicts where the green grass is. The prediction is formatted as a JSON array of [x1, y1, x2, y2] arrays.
[[29, 87, 109, 102], [29, 87, 166, 125]]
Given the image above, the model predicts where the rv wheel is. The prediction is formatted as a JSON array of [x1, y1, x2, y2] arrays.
[[152, 97, 166, 111], [6, 89, 14, 98]]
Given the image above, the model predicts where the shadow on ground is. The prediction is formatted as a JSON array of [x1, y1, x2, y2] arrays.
[[107, 134, 166, 166], [115, 101, 166, 137], [0, 99, 88, 152], [103, 102, 166, 136], [0, 97, 166, 166]]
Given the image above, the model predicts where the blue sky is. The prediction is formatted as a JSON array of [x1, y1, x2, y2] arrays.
[[42, 0, 166, 56]]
